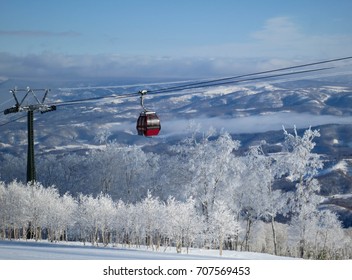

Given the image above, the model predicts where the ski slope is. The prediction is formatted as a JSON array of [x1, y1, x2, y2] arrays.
[[0, 240, 291, 260], [1, 240, 350, 280]]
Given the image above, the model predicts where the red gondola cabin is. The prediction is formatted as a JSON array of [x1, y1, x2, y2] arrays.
[[136, 111, 161, 137]]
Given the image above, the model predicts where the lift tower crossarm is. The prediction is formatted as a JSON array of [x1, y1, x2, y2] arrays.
[[4, 88, 55, 115]]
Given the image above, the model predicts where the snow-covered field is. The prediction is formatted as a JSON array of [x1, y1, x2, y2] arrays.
[[1, 240, 350, 280], [0, 240, 292, 260]]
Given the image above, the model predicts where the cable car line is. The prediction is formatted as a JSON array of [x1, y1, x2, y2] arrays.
[[27, 55, 352, 109], [48, 65, 335, 108], [53, 55, 352, 94], [1, 55, 351, 133], [0, 114, 27, 127], [50, 93, 134, 107], [72, 55, 352, 95], [149, 66, 335, 95], [151, 55, 352, 93]]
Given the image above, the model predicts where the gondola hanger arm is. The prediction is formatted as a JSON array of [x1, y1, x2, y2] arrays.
[[139, 90, 149, 112]]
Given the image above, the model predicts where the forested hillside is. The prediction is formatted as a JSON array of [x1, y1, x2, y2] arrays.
[[1, 128, 351, 259]]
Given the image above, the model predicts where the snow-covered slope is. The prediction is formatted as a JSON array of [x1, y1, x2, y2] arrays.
[[0, 240, 294, 260]]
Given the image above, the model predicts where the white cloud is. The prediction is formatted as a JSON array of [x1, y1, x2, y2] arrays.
[[250, 16, 352, 58], [251, 16, 302, 42], [182, 16, 352, 60]]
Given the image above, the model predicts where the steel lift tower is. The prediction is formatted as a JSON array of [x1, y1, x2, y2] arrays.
[[4, 87, 56, 183]]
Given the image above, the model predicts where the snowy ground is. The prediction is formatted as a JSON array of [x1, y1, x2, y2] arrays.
[[0, 240, 293, 260], [2, 240, 350, 280]]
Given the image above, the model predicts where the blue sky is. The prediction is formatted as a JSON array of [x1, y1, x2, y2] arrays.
[[1, 0, 352, 81]]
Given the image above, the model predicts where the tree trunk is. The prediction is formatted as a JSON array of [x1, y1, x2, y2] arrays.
[[1, 225, 5, 239], [156, 235, 160, 251], [270, 216, 278, 255], [243, 219, 252, 251], [219, 233, 223, 256], [202, 201, 209, 224], [299, 239, 305, 258], [176, 240, 182, 253], [14, 228, 19, 240]]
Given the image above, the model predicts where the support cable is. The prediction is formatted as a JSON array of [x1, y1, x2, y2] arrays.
[[48, 65, 335, 107]]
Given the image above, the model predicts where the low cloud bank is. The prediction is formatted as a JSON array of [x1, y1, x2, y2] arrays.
[[160, 112, 352, 135], [0, 52, 257, 81]]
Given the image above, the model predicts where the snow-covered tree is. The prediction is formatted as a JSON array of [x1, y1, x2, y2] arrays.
[[165, 196, 203, 253], [156, 152, 191, 202], [95, 193, 117, 246], [138, 192, 165, 249], [45, 191, 77, 242], [94, 128, 112, 145], [76, 194, 101, 245], [60, 193, 77, 241], [173, 131, 240, 222], [314, 210, 346, 259], [0, 182, 6, 239], [209, 200, 241, 256], [0, 154, 26, 183], [123, 203, 143, 246], [0, 181, 30, 239], [237, 143, 289, 254], [85, 143, 158, 202], [113, 200, 129, 245], [42, 186, 61, 241], [26, 182, 53, 240], [57, 153, 89, 195], [117, 146, 156, 203], [73, 194, 90, 244], [282, 127, 345, 258], [36, 154, 66, 188]]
